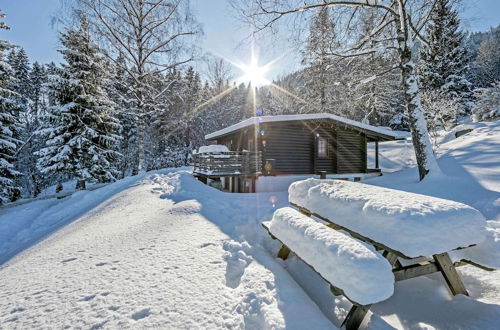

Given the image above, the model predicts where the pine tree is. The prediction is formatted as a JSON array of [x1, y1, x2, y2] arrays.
[[37, 15, 121, 190], [16, 61, 49, 197], [472, 36, 500, 88], [0, 11, 21, 204], [418, 0, 472, 102], [29, 62, 47, 116], [10, 48, 31, 115], [472, 81, 500, 121], [107, 53, 137, 177]]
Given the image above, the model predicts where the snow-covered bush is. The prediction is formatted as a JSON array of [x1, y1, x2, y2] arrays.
[[472, 81, 500, 121], [420, 90, 463, 132], [420, 90, 464, 149]]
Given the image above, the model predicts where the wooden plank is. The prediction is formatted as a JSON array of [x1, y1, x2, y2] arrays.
[[393, 261, 440, 281], [433, 252, 469, 296], [382, 251, 400, 267], [342, 304, 371, 330]]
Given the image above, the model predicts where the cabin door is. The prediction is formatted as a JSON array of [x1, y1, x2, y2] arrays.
[[314, 131, 336, 173]]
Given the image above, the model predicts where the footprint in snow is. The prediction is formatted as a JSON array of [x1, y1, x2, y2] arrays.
[[80, 295, 96, 302], [222, 241, 253, 289], [90, 321, 107, 330], [199, 242, 216, 248], [10, 307, 26, 314], [62, 257, 77, 263], [95, 262, 108, 267], [131, 308, 152, 320]]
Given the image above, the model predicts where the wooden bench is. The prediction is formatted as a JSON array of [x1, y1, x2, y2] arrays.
[[263, 179, 493, 329]]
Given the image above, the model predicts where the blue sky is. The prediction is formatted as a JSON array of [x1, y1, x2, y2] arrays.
[[1, 0, 499, 79]]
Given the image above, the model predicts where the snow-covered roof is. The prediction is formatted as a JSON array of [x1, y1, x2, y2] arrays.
[[205, 113, 408, 141]]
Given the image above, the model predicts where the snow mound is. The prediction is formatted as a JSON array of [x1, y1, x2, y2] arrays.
[[289, 179, 487, 258], [168, 200, 202, 215], [268, 207, 394, 305], [197, 145, 229, 154]]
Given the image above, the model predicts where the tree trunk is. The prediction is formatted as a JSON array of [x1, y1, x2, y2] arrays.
[[396, 5, 440, 181], [55, 182, 63, 193], [76, 179, 86, 190]]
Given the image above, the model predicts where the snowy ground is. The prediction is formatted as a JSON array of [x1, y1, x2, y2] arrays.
[[1, 121, 499, 329]]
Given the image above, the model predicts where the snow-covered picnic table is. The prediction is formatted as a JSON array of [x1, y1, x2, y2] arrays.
[[263, 178, 492, 330]]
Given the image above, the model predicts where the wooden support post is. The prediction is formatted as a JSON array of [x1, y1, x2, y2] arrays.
[[319, 170, 327, 179], [341, 250, 401, 330], [433, 252, 469, 296], [277, 245, 291, 260], [382, 250, 399, 268], [342, 304, 371, 330], [375, 141, 379, 169]]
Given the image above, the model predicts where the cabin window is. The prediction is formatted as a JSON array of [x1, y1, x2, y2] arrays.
[[318, 137, 328, 158]]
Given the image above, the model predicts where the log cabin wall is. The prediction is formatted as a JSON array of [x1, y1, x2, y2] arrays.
[[336, 128, 367, 173], [210, 119, 368, 175], [260, 122, 314, 174]]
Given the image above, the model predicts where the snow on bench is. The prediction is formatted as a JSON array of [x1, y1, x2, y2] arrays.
[[267, 207, 395, 305], [289, 179, 487, 258]]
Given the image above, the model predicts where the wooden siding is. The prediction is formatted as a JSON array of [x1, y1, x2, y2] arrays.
[[211, 119, 368, 175], [261, 122, 313, 174], [337, 128, 366, 173]]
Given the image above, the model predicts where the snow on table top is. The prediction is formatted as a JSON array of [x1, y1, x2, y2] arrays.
[[205, 113, 409, 140], [289, 179, 487, 258], [196, 144, 229, 154], [268, 207, 394, 305]]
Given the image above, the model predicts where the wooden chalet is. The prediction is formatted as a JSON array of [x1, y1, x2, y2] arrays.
[[193, 113, 407, 192]]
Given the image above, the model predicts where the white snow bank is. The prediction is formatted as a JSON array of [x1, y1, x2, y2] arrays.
[[197, 144, 229, 153], [289, 179, 487, 258], [268, 207, 394, 305]]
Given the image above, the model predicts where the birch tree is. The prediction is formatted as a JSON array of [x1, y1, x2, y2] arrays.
[[235, 0, 441, 180], [79, 0, 200, 174]]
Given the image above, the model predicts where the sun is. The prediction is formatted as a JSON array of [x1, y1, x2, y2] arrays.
[[238, 59, 270, 87]]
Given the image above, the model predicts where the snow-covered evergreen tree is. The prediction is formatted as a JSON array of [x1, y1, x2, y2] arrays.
[[0, 11, 21, 204], [472, 35, 500, 88], [29, 62, 47, 116], [472, 81, 500, 121], [107, 53, 137, 177], [418, 0, 472, 103], [37, 15, 121, 190], [9, 48, 31, 116], [16, 61, 49, 197]]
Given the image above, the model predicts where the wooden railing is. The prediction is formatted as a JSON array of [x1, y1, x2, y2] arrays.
[[193, 151, 262, 176]]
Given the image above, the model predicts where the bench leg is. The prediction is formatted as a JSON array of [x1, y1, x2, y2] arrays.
[[433, 252, 468, 296], [277, 244, 291, 260], [340, 250, 399, 329], [342, 304, 371, 330]]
